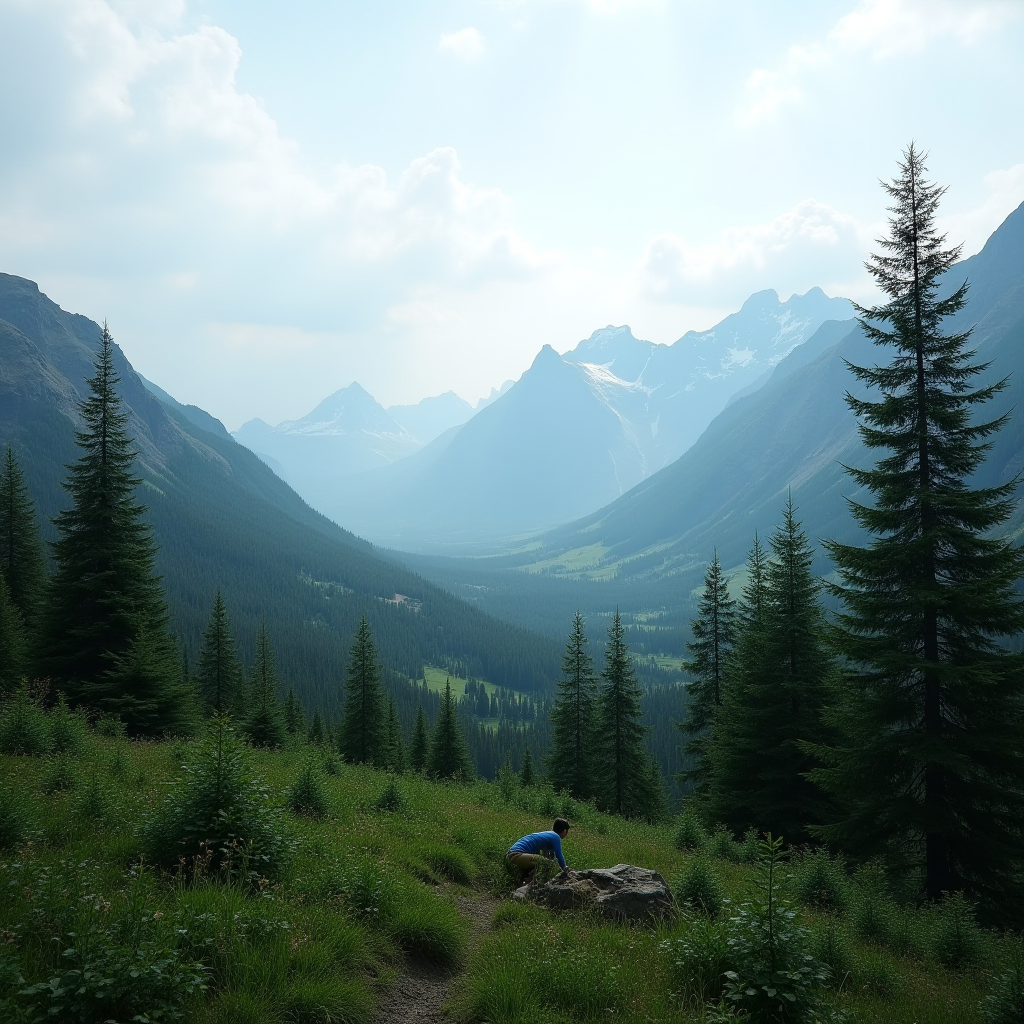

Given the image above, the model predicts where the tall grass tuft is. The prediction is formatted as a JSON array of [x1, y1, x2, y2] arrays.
[[673, 857, 724, 918], [930, 891, 984, 970], [673, 808, 707, 852], [982, 939, 1024, 1023], [286, 758, 330, 818], [795, 848, 849, 914], [0, 785, 30, 849]]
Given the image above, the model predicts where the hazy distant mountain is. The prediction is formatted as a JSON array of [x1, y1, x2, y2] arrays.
[[0, 273, 560, 697], [321, 288, 852, 550], [476, 379, 515, 410], [388, 390, 474, 445], [233, 382, 422, 503], [513, 200, 1024, 586]]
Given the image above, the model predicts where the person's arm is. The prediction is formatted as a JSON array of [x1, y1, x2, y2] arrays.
[[551, 834, 567, 870]]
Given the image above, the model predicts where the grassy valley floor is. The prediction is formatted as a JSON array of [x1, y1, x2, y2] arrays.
[[0, 712, 1016, 1023]]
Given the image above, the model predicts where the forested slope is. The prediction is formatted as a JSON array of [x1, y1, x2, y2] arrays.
[[0, 274, 561, 711]]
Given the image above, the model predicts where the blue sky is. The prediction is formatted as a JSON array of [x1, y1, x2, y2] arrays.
[[1, 0, 1022, 428]]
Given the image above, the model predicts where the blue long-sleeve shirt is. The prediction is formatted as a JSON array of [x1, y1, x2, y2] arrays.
[[508, 830, 566, 869]]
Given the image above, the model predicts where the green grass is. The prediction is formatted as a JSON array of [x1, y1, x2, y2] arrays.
[[0, 718, 1014, 1024], [421, 664, 532, 701]]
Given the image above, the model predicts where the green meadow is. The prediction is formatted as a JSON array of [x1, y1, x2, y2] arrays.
[[1, 705, 1019, 1024]]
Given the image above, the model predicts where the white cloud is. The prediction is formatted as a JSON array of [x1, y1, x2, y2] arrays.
[[941, 163, 1024, 257], [638, 199, 870, 305], [438, 27, 485, 61], [740, 0, 1022, 124]]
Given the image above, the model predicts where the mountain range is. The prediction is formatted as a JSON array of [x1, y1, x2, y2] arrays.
[[258, 287, 851, 551], [399, 198, 1024, 635], [0, 273, 561, 707]]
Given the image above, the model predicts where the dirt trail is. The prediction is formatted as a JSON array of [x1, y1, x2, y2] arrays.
[[372, 890, 498, 1024]]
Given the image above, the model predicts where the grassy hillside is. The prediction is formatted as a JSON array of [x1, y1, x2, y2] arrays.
[[1, 705, 1015, 1023]]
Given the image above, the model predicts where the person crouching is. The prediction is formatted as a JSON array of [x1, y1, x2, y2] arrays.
[[507, 818, 570, 883]]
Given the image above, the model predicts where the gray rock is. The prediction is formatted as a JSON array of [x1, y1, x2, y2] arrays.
[[513, 863, 675, 923]]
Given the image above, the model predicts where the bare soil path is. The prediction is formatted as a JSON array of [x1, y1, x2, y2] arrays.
[[372, 890, 499, 1024]]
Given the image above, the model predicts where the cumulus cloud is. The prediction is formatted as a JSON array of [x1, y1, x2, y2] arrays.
[[438, 27, 485, 60], [638, 200, 870, 305], [740, 0, 1022, 124]]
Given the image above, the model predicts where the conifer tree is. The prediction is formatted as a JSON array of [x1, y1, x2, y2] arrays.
[[680, 551, 737, 797], [308, 709, 325, 745], [41, 326, 186, 734], [709, 501, 831, 842], [594, 610, 652, 817], [0, 445, 44, 634], [283, 687, 305, 735], [547, 611, 597, 799], [0, 575, 26, 692], [243, 622, 286, 748], [810, 147, 1024, 909], [427, 680, 473, 782], [339, 615, 386, 765], [385, 699, 405, 772], [410, 702, 429, 773], [520, 745, 535, 787], [197, 591, 243, 715]]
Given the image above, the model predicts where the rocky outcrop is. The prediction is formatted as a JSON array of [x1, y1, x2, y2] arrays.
[[514, 864, 675, 923]]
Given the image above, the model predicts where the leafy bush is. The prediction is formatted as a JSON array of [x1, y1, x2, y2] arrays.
[[374, 775, 407, 813], [673, 809, 707, 852], [42, 753, 78, 794], [421, 845, 474, 885], [795, 849, 849, 914], [0, 786, 30, 850], [663, 914, 732, 1005], [674, 857, 725, 918], [323, 752, 341, 776], [142, 716, 291, 879], [931, 891, 984, 970], [982, 940, 1024, 1023], [0, 686, 51, 755], [47, 695, 87, 754], [722, 835, 831, 1023], [287, 759, 330, 818]]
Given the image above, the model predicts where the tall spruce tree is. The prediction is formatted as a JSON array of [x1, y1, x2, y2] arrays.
[[427, 680, 473, 781], [43, 326, 187, 734], [547, 611, 597, 799], [410, 702, 429, 773], [385, 699, 405, 772], [283, 687, 305, 735], [0, 445, 45, 635], [243, 622, 286, 748], [594, 610, 652, 817], [197, 591, 243, 715], [679, 551, 737, 797], [709, 501, 831, 842], [339, 615, 386, 765], [809, 147, 1024, 910], [0, 575, 26, 691]]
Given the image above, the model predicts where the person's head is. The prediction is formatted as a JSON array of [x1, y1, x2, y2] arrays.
[[553, 817, 570, 839]]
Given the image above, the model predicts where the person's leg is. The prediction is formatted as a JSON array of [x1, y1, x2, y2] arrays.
[[507, 852, 545, 881]]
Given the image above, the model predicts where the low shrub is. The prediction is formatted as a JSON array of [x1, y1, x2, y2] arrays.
[[662, 913, 732, 1005], [287, 759, 330, 818], [673, 808, 707, 852], [323, 752, 341, 776], [141, 716, 291, 879], [674, 857, 725, 918], [108, 741, 130, 778], [0, 786, 30, 849], [795, 848, 849, 914], [740, 827, 760, 864], [721, 835, 831, 1023], [421, 845, 474, 885], [708, 824, 742, 863], [849, 861, 894, 943], [811, 916, 854, 991], [853, 947, 902, 998], [47, 695, 87, 754], [982, 940, 1024, 1023], [42, 753, 78, 794], [95, 713, 126, 738], [75, 771, 114, 821], [930, 891, 984, 970], [374, 775, 407, 813], [0, 687, 51, 755]]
